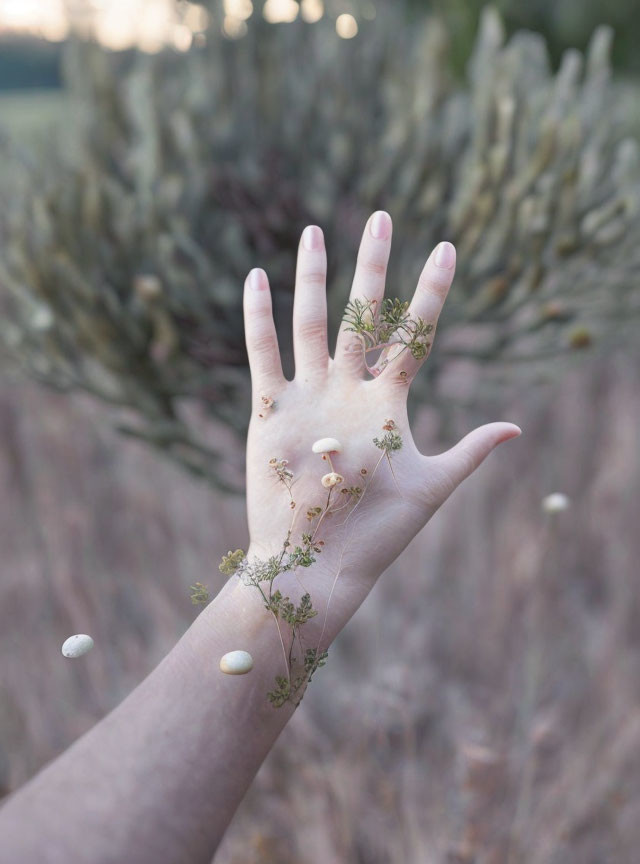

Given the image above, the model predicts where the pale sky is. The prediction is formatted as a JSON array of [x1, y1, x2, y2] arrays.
[[0, 1, 358, 51], [0, 0, 205, 50]]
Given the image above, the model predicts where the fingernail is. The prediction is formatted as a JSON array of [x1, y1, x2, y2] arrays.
[[370, 211, 391, 240], [434, 241, 456, 269], [249, 268, 267, 291], [302, 225, 324, 251], [501, 424, 522, 441]]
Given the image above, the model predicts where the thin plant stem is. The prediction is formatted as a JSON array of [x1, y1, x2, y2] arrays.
[[307, 450, 387, 685]]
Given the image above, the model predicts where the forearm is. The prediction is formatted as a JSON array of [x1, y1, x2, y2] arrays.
[[0, 574, 301, 864]]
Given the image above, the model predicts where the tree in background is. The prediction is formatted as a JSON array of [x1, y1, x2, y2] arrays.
[[0, 2, 638, 492]]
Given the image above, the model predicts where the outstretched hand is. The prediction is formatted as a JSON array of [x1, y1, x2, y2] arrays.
[[241, 211, 520, 655]]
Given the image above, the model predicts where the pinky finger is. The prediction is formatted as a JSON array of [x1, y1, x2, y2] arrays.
[[376, 241, 456, 387], [243, 268, 286, 397]]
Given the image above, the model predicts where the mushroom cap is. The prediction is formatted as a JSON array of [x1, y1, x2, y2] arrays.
[[321, 472, 344, 488], [312, 437, 343, 455], [61, 634, 94, 659], [219, 650, 254, 675]]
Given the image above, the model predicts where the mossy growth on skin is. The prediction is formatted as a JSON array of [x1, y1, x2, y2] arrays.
[[210, 420, 404, 709], [343, 297, 434, 374]]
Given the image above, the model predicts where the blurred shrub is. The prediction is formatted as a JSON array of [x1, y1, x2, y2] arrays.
[[417, 0, 640, 76], [0, 3, 638, 491]]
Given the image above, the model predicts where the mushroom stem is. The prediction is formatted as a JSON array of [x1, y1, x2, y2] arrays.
[[325, 453, 335, 473]]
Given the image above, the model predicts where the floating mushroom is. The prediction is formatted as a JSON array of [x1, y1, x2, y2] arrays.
[[219, 650, 254, 675], [61, 634, 94, 659], [541, 493, 570, 514]]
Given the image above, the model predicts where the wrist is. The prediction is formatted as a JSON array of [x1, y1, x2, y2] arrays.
[[186, 570, 326, 712], [229, 545, 340, 703]]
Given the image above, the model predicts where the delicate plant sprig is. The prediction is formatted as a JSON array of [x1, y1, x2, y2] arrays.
[[373, 431, 403, 453], [341, 485, 363, 499], [189, 582, 211, 605], [343, 297, 434, 375], [373, 418, 403, 454], [266, 676, 292, 708], [372, 419, 404, 496], [266, 648, 329, 707], [269, 457, 295, 495], [266, 590, 318, 627], [304, 647, 329, 682]]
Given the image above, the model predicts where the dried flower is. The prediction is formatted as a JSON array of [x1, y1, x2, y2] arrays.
[[321, 472, 344, 488]]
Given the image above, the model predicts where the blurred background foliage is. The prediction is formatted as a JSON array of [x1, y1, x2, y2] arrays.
[[0, 0, 638, 492]]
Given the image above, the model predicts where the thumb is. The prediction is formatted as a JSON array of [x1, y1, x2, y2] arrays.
[[433, 421, 522, 492]]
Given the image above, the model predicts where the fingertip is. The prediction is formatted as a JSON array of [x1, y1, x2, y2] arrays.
[[370, 210, 392, 241], [500, 423, 522, 441], [432, 241, 456, 269], [246, 268, 269, 292], [301, 225, 325, 252]]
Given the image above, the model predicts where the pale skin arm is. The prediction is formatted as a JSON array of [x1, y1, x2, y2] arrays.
[[0, 211, 520, 863]]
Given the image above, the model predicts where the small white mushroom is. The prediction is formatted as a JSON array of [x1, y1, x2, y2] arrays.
[[61, 634, 94, 659], [541, 493, 571, 514], [312, 437, 342, 473], [312, 437, 343, 455], [219, 650, 254, 675], [321, 471, 344, 488]]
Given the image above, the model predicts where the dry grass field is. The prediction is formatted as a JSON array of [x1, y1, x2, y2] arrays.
[[1, 345, 638, 862]]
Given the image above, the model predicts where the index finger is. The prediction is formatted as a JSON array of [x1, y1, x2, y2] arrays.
[[243, 268, 286, 400]]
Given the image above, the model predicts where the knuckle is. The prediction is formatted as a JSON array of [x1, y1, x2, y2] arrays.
[[296, 317, 327, 342], [338, 336, 364, 364], [299, 269, 327, 287], [385, 370, 413, 390], [359, 256, 387, 278], [250, 331, 276, 357], [418, 270, 451, 299], [248, 304, 274, 323]]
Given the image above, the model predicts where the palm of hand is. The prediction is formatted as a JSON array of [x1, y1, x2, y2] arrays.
[[242, 212, 520, 647]]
